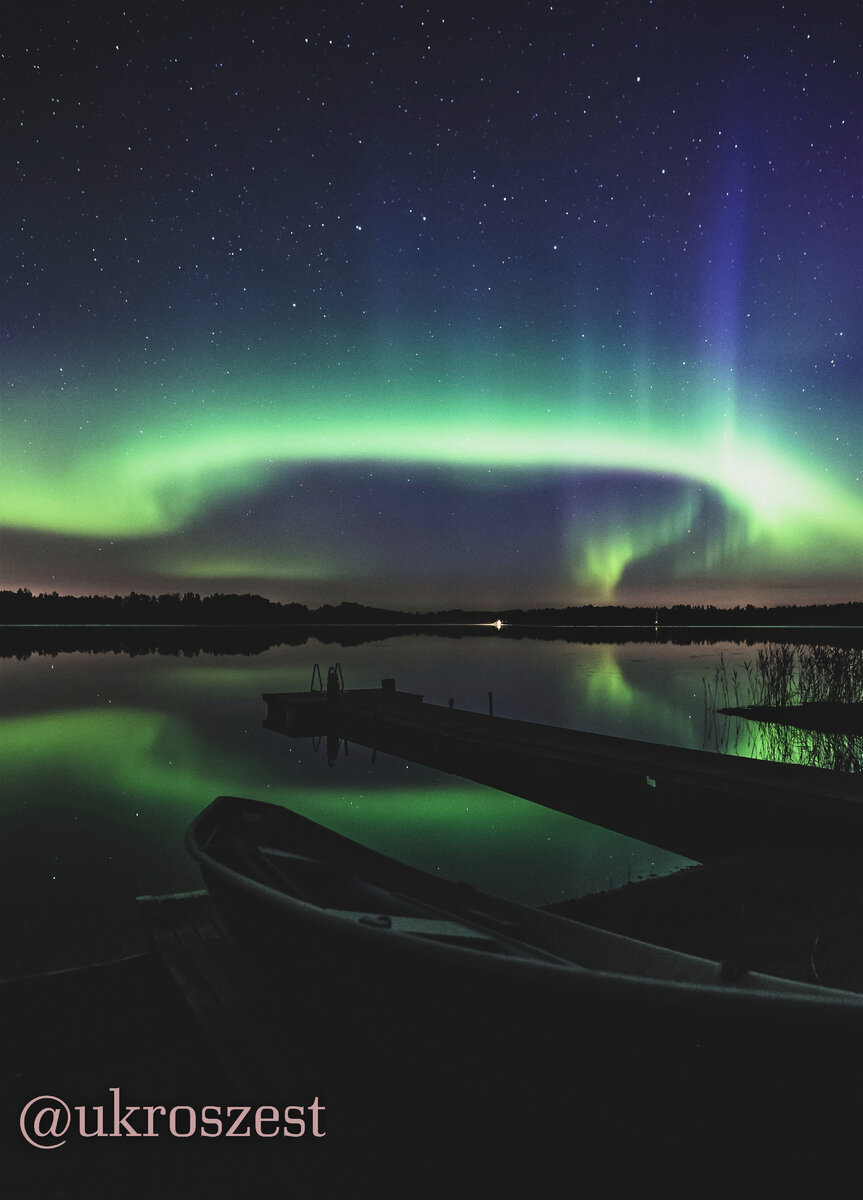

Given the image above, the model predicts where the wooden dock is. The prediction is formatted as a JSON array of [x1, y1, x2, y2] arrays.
[[137, 892, 321, 1196], [137, 892, 294, 1096], [263, 683, 862, 862]]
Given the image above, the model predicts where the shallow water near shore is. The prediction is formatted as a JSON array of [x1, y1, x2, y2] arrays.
[[1, 627, 858, 976]]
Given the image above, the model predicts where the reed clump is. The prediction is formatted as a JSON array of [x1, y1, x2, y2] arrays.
[[703, 643, 863, 771], [705, 644, 863, 713]]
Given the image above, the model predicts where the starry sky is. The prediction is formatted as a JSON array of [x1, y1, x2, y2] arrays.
[[2, 0, 861, 610]]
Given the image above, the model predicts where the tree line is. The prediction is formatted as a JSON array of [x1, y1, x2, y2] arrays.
[[1, 588, 861, 628]]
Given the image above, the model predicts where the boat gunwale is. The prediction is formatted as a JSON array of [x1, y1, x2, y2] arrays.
[[187, 796, 863, 1022]]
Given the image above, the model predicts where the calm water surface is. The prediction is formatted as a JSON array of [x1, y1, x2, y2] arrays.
[[1, 630, 853, 974]]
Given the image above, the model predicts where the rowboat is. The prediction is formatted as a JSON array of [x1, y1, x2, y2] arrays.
[[185, 795, 863, 1192], [186, 795, 863, 1027]]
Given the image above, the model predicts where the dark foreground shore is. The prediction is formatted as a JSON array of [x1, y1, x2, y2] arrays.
[[4, 857, 863, 1200]]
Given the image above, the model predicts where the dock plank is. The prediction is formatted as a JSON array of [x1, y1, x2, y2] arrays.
[[137, 893, 344, 1198], [137, 893, 285, 1094]]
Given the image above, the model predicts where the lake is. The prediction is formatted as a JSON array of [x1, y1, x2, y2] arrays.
[[2, 627, 857, 976]]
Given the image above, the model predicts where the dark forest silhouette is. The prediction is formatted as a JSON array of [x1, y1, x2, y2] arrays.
[[1, 588, 861, 629]]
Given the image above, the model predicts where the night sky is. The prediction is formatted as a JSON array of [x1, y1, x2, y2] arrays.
[[3, 0, 861, 610]]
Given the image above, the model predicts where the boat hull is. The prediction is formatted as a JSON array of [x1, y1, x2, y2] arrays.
[[187, 796, 863, 1037]]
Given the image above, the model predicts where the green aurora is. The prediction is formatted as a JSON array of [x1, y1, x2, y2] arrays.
[[2, 368, 860, 604]]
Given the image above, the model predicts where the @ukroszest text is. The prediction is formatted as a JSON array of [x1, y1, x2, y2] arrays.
[[19, 1087, 326, 1149]]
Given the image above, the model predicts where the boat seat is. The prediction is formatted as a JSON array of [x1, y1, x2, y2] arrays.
[[253, 845, 436, 917]]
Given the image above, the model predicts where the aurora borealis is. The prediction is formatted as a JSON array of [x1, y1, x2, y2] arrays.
[[3, 1, 861, 609]]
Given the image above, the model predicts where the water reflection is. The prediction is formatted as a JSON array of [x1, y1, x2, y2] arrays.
[[706, 708, 862, 773], [1, 631, 855, 975]]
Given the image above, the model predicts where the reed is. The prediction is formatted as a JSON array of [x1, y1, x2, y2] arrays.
[[753, 721, 862, 774]]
